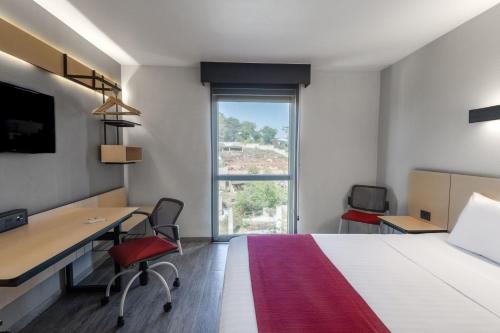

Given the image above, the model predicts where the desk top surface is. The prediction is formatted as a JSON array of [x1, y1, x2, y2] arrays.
[[0, 207, 137, 286], [379, 215, 448, 233]]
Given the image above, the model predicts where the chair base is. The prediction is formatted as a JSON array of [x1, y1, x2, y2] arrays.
[[338, 218, 382, 234], [101, 296, 109, 306], [100, 260, 180, 327], [164, 302, 172, 312]]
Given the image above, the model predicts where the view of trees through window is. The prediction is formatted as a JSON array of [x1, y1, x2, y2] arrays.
[[218, 181, 288, 234], [216, 100, 291, 236], [219, 112, 279, 144]]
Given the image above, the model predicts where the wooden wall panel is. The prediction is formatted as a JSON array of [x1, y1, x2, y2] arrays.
[[0, 18, 63, 75], [66, 55, 94, 87], [97, 188, 128, 207], [408, 170, 451, 230], [0, 18, 118, 91], [449, 174, 500, 231]]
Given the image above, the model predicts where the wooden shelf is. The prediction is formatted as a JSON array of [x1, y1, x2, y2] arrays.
[[101, 119, 141, 128], [0, 18, 119, 95], [100, 145, 142, 164]]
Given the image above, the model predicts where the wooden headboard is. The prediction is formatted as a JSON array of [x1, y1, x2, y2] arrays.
[[448, 174, 500, 231], [408, 170, 500, 232], [408, 170, 450, 230]]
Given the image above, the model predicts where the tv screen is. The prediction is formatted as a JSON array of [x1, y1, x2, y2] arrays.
[[0, 81, 55, 153]]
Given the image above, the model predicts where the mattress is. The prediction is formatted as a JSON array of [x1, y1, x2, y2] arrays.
[[219, 233, 500, 333]]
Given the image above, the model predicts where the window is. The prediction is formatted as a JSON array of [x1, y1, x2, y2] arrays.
[[211, 86, 298, 241]]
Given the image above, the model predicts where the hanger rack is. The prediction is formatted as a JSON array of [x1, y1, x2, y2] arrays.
[[0, 18, 142, 165], [62, 54, 143, 164], [92, 96, 141, 116], [63, 54, 121, 92]]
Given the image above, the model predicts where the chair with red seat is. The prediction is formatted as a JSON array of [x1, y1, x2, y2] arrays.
[[101, 198, 184, 327], [339, 185, 388, 233]]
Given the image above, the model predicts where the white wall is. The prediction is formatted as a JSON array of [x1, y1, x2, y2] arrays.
[[123, 66, 381, 236], [122, 66, 212, 237], [299, 71, 381, 233], [377, 3, 500, 214]]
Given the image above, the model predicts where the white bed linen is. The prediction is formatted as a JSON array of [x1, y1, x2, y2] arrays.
[[219, 233, 500, 333]]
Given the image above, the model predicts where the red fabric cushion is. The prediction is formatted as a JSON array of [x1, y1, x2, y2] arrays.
[[341, 210, 381, 225], [109, 236, 177, 267]]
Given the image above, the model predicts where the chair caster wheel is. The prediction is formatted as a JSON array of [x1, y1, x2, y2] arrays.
[[117, 316, 125, 327], [173, 278, 180, 287], [164, 302, 172, 312], [100, 297, 109, 306]]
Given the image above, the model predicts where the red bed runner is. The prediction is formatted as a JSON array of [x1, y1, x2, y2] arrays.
[[248, 234, 389, 333]]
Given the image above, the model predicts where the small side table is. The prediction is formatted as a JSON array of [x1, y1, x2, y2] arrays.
[[378, 216, 448, 234]]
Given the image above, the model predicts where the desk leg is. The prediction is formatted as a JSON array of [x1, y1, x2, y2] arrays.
[[65, 263, 107, 292], [65, 225, 123, 293], [112, 225, 122, 292]]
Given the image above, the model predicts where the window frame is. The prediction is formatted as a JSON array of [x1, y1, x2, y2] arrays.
[[210, 84, 299, 241]]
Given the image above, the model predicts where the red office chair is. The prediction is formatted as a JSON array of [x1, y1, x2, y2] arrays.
[[101, 198, 184, 327], [339, 185, 389, 233]]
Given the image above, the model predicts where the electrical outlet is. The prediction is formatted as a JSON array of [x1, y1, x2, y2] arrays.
[[420, 210, 431, 221]]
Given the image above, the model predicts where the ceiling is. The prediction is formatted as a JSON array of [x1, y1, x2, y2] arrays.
[[34, 0, 500, 70]]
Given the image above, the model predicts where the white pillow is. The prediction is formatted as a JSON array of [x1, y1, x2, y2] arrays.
[[448, 192, 500, 264]]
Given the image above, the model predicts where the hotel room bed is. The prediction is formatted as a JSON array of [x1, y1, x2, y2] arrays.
[[219, 233, 500, 333]]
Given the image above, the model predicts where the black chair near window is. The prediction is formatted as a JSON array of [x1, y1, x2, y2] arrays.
[[101, 198, 184, 327], [339, 185, 389, 233]]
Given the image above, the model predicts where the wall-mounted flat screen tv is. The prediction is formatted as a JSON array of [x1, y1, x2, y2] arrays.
[[0, 81, 55, 153]]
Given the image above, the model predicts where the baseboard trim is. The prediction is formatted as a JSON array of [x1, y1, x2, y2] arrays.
[[7, 284, 62, 333], [181, 237, 212, 242]]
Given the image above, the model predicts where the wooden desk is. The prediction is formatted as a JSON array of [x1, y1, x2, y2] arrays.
[[0, 207, 137, 287], [378, 215, 448, 234]]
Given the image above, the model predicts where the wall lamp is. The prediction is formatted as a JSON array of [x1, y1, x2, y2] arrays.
[[469, 105, 500, 123]]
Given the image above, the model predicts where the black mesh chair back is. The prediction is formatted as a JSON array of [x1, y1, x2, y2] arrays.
[[149, 198, 184, 243], [348, 185, 388, 213]]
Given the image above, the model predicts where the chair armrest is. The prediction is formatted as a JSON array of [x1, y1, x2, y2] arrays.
[[155, 224, 177, 228], [133, 211, 151, 217], [154, 224, 180, 241]]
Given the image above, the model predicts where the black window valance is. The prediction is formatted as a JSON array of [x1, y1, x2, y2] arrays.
[[200, 62, 311, 87]]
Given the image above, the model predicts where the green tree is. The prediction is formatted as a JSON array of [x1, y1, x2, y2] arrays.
[[224, 117, 241, 141], [234, 182, 287, 217], [218, 112, 226, 141], [260, 126, 277, 144], [239, 121, 260, 142]]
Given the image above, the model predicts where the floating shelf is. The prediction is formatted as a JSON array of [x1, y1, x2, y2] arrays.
[[63, 54, 120, 93], [101, 145, 142, 164], [0, 18, 120, 95], [101, 119, 141, 128]]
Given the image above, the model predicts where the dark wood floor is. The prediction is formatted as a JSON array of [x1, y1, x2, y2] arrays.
[[19, 240, 228, 333]]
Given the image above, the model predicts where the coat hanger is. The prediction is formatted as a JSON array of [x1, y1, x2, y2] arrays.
[[92, 94, 141, 116]]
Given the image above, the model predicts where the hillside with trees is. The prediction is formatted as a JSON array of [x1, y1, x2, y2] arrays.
[[218, 112, 277, 144]]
